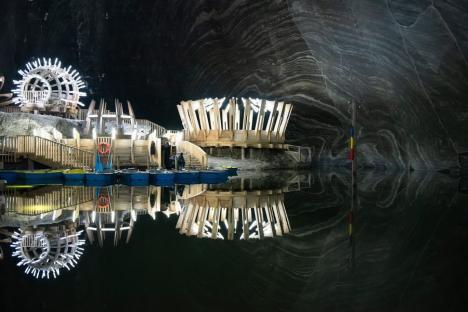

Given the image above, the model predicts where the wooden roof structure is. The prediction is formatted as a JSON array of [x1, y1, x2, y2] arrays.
[[177, 97, 292, 149]]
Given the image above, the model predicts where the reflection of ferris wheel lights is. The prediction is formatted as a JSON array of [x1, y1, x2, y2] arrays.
[[11, 228, 85, 279]]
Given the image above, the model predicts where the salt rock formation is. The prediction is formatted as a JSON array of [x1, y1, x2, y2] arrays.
[[1, 0, 467, 170], [0, 112, 81, 140]]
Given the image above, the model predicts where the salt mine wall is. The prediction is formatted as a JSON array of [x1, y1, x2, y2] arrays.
[[1, 0, 467, 170]]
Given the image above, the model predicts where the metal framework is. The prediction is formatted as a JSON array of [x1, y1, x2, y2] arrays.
[[12, 58, 86, 118], [177, 97, 293, 149]]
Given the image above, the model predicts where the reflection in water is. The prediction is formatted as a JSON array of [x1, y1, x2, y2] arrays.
[[1, 171, 466, 312], [176, 190, 290, 240], [11, 222, 84, 279], [0, 172, 310, 278]]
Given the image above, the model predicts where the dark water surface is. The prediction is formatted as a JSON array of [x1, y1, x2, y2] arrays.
[[1, 170, 468, 312]]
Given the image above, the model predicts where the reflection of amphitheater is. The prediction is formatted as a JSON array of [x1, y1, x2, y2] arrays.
[[11, 222, 84, 279], [0, 174, 311, 245], [176, 190, 290, 240]]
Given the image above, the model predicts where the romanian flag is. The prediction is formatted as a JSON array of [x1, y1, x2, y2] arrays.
[[348, 127, 355, 160]]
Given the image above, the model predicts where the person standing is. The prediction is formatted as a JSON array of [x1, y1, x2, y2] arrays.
[[162, 141, 171, 169], [178, 153, 186, 170]]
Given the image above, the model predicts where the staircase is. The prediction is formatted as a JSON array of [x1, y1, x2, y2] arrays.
[[0, 136, 94, 169], [185, 155, 204, 170], [176, 141, 208, 170]]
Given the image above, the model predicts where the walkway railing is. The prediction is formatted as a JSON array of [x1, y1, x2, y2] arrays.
[[0, 135, 94, 169], [176, 141, 208, 169], [135, 119, 167, 138], [4, 186, 95, 215], [183, 129, 287, 148], [24, 91, 49, 105]]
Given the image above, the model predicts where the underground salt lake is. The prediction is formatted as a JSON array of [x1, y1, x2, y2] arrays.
[[0, 170, 467, 312]]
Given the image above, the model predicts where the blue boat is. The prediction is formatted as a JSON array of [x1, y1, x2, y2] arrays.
[[120, 170, 150, 185], [20, 171, 63, 184], [175, 170, 200, 184], [151, 171, 175, 186], [0, 171, 18, 183], [85, 172, 115, 186], [224, 167, 238, 176], [63, 180, 86, 186], [63, 173, 86, 181], [199, 170, 228, 184]]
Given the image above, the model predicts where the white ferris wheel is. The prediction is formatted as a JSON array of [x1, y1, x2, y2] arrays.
[[12, 58, 86, 117]]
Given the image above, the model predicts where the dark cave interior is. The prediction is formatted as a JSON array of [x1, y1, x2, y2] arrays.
[[1, 0, 468, 169]]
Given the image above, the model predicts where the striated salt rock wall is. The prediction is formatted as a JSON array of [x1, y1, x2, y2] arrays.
[[0, 112, 82, 140], [1, 0, 467, 170]]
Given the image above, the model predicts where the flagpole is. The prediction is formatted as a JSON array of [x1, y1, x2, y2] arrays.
[[348, 100, 357, 270], [352, 100, 357, 192]]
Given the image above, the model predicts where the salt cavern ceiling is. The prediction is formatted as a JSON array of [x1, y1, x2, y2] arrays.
[[0, 0, 467, 170]]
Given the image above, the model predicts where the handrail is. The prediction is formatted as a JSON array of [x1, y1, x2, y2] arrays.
[[5, 186, 95, 215], [183, 129, 287, 146], [23, 91, 49, 105], [176, 140, 208, 169], [135, 119, 167, 138], [0, 135, 94, 169]]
